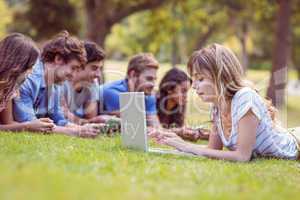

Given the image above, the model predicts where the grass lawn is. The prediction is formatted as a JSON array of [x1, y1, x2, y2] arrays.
[[0, 61, 299, 200], [0, 133, 300, 200]]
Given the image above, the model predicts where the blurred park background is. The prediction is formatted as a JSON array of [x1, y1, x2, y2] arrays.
[[0, 0, 299, 127], [1, 1, 300, 199]]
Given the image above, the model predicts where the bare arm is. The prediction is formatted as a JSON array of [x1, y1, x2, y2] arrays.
[[161, 110, 258, 162], [60, 95, 88, 125], [0, 100, 54, 132], [84, 101, 98, 119], [146, 114, 161, 128], [207, 124, 223, 150]]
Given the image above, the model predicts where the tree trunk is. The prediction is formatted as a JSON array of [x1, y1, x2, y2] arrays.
[[171, 34, 179, 66], [240, 22, 249, 73], [266, 0, 291, 108], [194, 26, 215, 50], [84, 0, 168, 48], [85, 0, 111, 47]]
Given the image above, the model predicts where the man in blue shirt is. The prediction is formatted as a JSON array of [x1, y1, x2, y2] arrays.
[[13, 31, 101, 137], [99, 53, 160, 126]]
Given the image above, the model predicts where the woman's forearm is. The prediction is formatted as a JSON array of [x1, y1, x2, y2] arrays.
[[185, 143, 251, 162], [0, 122, 30, 132]]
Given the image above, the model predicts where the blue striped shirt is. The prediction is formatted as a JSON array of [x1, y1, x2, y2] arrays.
[[213, 87, 299, 160]]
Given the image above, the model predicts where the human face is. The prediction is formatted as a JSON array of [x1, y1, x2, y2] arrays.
[[74, 60, 103, 84], [135, 68, 157, 95], [192, 71, 217, 103], [54, 59, 81, 84], [168, 80, 191, 106]]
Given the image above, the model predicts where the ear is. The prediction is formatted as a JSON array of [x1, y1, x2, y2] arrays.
[[127, 69, 137, 79], [54, 55, 65, 65]]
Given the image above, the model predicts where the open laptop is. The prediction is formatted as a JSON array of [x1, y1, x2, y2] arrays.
[[119, 92, 196, 157]]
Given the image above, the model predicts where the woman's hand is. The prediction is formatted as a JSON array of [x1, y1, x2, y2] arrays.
[[148, 127, 179, 140], [171, 127, 210, 141]]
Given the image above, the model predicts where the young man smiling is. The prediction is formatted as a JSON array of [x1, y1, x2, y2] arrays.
[[13, 31, 101, 137], [61, 41, 112, 125], [99, 53, 160, 127]]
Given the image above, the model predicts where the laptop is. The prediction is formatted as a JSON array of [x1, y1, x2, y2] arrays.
[[119, 92, 196, 157]]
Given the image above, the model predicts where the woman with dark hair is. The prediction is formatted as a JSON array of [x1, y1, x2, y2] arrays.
[[0, 33, 55, 132], [157, 67, 209, 141]]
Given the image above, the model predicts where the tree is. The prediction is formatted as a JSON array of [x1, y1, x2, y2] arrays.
[[106, 0, 228, 63], [26, 0, 80, 40], [266, 0, 291, 107], [291, 0, 300, 81], [84, 0, 171, 47]]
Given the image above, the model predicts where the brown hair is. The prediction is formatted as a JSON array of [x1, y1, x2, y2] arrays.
[[41, 30, 86, 66], [127, 53, 159, 76], [84, 41, 105, 63], [0, 33, 39, 111], [187, 43, 277, 123], [157, 68, 192, 128]]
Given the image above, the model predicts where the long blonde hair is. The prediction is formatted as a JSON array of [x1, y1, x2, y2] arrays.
[[187, 43, 277, 122]]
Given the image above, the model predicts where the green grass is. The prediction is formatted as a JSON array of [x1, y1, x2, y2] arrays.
[[1, 133, 300, 200], [0, 61, 300, 199]]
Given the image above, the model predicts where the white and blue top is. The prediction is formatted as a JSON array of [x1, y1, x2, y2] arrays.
[[213, 87, 299, 160]]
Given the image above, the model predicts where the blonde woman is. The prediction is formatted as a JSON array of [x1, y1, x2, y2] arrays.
[[149, 44, 300, 162]]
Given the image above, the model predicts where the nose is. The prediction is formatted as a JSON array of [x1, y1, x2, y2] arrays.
[[66, 71, 74, 80], [94, 69, 101, 79], [192, 81, 197, 90]]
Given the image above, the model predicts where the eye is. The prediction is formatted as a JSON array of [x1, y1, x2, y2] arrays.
[[92, 65, 99, 71]]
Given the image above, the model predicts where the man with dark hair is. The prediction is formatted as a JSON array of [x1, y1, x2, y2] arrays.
[[99, 53, 160, 126], [61, 41, 113, 125], [13, 31, 101, 137]]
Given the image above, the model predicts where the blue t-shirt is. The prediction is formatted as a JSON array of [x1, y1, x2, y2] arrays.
[[99, 79, 157, 115]]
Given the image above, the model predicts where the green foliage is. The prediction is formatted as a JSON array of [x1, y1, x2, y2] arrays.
[[6, 0, 81, 39], [105, 0, 281, 68], [0, 0, 12, 38], [106, 0, 228, 62]]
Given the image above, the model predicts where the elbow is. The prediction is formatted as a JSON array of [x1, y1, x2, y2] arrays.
[[235, 153, 251, 162]]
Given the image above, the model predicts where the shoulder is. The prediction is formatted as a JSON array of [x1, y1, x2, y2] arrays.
[[145, 94, 156, 104], [100, 79, 128, 93], [233, 87, 259, 101], [232, 87, 265, 121]]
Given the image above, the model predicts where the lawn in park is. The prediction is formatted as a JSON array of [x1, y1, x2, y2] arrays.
[[0, 61, 299, 200]]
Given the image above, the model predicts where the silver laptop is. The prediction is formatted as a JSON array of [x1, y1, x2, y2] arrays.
[[119, 92, 196, 157]]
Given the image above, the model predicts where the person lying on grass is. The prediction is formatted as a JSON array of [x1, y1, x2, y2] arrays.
[[0, 33, 56, 132], [149, 44, 300, 162], [60, 41, 120, 134], [98, 53, 161, 127], [12, 31, 102, 138], [61, 41, 119, 124], [156, 67, 210, 142]]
